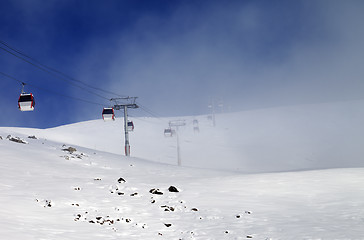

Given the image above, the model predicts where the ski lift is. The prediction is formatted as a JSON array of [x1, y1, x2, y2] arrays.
[[164, 128, 173, 137], [127, 121, 134, 131], [18, 83, 35, 111], [18, 93, 35, 111], [102, 107, 115, 121], [194, 126, 200, 133]]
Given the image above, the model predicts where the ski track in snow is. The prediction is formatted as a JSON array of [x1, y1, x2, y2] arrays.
[[1, 102, 364, 239]]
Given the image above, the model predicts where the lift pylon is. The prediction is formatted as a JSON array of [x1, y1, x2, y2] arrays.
[[111, 97, 139, 156]]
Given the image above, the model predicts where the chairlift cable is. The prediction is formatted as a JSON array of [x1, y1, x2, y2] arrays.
[[0, 71, 106, 107], [136, 102, 163, 119], [0, 42, 124, 100], [0, 40, 165, 118], [1, 40, 128, 98]]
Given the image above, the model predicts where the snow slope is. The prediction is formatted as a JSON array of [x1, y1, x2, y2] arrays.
[[8, 99, 364, 172], [1, 101, 364, 239]]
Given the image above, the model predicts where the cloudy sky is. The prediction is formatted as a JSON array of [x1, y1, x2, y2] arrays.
[[1, 0, 364, 128]]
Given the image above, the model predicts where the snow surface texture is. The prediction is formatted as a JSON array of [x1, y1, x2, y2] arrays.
[[1, 101, 364, 239]]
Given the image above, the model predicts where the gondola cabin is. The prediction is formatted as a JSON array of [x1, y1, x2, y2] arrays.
[[102, 108, 115, 121], [127, 121, 134, 131], [164, 128, 173, 137], [18, 93, 35, 111]]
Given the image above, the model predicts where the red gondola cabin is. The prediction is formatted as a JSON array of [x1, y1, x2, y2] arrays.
[[18, 93, 35, 111], [102, 108, 115, 121]]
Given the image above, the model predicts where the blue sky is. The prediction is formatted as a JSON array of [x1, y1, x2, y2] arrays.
[[1, 0, 364, 128]]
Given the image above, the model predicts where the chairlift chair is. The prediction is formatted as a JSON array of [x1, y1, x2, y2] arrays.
[[18, 93, 35, 111], [127, 121, 134, 131], [102, 107, 115, 121]]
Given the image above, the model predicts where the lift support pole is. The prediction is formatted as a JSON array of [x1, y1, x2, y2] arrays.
[[124, 105, 130, 156], [169, 120, 186, 166], [111, 97, 139, 157]]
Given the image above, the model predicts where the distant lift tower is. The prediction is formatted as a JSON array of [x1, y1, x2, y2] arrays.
[[111, 97, 139, 156], [169, 120, 186, 166], [208, 100, 216, 127]]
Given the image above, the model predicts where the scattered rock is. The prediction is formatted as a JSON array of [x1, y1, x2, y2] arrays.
[[106, 219, 114, 225], [94, 178, 102, 181], [0, 136, 3, 140], [164, 223, 172, 227], [7, 135, 27, 144], [130, 192, 138, 197], [109, 185, 119, 194], [117, 177, 126, 183], [74, 214, 82, 221], [36, 198, 53, 208], [247, 235, 253, 238], [149, 188, 163, 195], [44, 200, 52, 207], [168, 186, 179, 192], [191, 208, 199, 212], [74, 187, 81, 191], [28, 135, 37, 139], [62, 146, 77, 153], [161, 205, 175, 212]]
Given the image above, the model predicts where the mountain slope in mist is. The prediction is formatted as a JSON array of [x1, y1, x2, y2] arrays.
[[1, 128, 364, 239], [9, 99, 364, 173], [1, 100, 364, 239]]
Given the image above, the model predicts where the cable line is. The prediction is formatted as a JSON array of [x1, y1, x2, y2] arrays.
[[0, 40, 126, 99], [0, 40, 165, 118], [136, 102, 163, 119], [0, 45, 109, 100], [0, 71, 106, 107]]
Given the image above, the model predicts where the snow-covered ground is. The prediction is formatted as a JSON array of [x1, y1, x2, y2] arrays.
[[1, 100, 364, 239]]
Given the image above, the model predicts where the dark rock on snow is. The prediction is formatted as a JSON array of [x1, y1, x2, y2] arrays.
[[62, 146, 77, 153], [149, 188, 163, 195], [7, 135, 27, 144], [117, 177, 126, 183], [168, 186, 179, 192]]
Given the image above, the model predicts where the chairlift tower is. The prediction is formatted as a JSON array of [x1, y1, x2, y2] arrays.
[[169, 120, 186, 166], [111, 97, 139, 156], [208, 100, 216, 127]]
